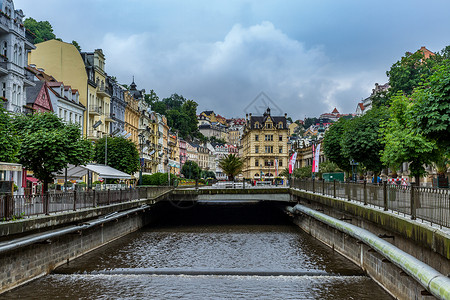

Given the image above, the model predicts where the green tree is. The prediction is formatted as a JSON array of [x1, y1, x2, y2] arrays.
[[23, 18, 57, 44], [12, 112, 92, 192], [303, 117, 317, 129], [341, 107, 389, 176], [218, 154, 243, 181], [0, 106, 19, 162], [387, 50, 437, 96], [71, 40, 81, 51], [181, 160, 201, 179], [201, 170, 216, 179], [144, 89, 159, 107], [413, 62, 450, 151], [322, 118, 351, 173], [94, 136, 139, 175], [293, 166, 312, 179], [380, 93, 437, 184]]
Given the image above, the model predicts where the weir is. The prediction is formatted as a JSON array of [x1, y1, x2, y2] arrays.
[[0, 185, 448, 299]]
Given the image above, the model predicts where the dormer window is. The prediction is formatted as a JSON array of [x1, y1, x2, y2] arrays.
[[278, 122, 283, 129], [266, 123, 272, 129]]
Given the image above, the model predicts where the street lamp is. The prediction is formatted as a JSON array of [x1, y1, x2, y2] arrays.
[[349, 159, 359, 182], [138, 132, 145, 185]]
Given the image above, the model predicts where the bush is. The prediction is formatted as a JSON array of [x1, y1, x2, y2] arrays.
[[140, 173, 179, 186]]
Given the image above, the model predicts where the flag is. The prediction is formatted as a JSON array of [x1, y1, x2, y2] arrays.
[[289, 152, 297, 174], [312, 144, 321, 173], [275, 159, 278, 176], [311, 144, 316, 173]]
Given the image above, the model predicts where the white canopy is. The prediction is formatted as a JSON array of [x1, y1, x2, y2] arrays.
[[55, 164, 132, 180]]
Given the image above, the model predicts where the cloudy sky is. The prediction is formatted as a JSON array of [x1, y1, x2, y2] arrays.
[[15, 0, 450, 120]]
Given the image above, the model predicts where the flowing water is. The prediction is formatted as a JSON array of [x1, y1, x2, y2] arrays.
[[1, 204, 393, 299]]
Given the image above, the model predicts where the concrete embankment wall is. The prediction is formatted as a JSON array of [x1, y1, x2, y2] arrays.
[[290, 189, 450, 300], [0, 208, 149, 293], [0, 195, 170, 294]]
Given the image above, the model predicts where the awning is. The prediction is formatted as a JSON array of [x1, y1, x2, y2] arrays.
[[55, 164, 132, 180]]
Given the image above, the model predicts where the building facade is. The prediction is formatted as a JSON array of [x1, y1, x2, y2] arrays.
[[241, 108, 289, 180], [0, 0, 35, 113]]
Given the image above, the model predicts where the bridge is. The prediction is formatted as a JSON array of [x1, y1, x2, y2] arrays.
[[0, 182, 449, 299]]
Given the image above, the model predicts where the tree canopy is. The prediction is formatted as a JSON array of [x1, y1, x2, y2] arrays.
[[322, 118, 351, 173], [181, 160, 201, 179], [94, 136, 140, 175], [341, 107, 389, 175], [413, 61, 450, 151], [379, 93, 437, 183], [218, 154, 243, 181], [12, 112, 92, 191], [24, 18, 57, 44], [150, 94, 200, 139]]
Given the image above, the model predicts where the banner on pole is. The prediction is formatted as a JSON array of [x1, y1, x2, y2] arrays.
[[289, 152, 297, 174], [312, 144, 321, 173]]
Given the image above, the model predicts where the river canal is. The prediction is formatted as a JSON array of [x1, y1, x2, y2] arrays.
[[1, 204, 392, 299]]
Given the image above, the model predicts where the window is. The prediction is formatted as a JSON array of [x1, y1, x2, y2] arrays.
[[13, 44, 17, 64], [12, 84, 16, 105], [266, 123, 272, 129], [255, 146, 259, 153], [279, 135, 283, 141], [265, 146, 273, 153], [2, 82, 6, 98], [265, 135, 273, 141], [3, 41, 7, 57], [279, 160, 283, 167], [279, 146, 283, 154], [278, 122, 283, 129], [255, 159, 259, 167], [264, 160, 273, 167], [18, 47, 22, 66], [255, 134, 259, 141]]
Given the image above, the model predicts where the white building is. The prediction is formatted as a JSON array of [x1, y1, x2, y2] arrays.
[[0, 0, 35, 113]]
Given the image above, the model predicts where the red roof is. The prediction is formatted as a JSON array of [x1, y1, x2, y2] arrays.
[[332, 107, 339, 114]]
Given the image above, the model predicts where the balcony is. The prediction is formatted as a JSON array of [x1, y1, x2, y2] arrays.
[[87, 130, 100, 140], [97, 86, 110, 98], [105, 113, 115, 122], [89, 105, 102, 116]]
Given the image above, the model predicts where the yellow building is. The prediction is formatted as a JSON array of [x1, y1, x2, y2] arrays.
[[241, 108, 289, 180], [289, 122, 299, 136], [29, 41, 111, 138], [28, 40, 89, 134], [168, 131, 180, 175], [124, 90, 139, 148]]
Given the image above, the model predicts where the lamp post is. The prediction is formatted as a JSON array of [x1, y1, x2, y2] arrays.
[[138, 132, 145, 185], [350, 159, 359, 182]]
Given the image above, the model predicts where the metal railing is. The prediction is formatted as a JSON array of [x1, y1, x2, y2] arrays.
[[0, 186, 173, 221], [291, 179, 450, 228]]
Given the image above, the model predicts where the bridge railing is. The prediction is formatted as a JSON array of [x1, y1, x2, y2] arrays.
[[291, 179, 450, 228], [0, 186, 173, 221]]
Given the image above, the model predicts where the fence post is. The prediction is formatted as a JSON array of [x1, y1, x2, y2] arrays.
[[120, 189, 123, 203], [44, 192, 49, 215], [93, 190, 96, 207], [410, 184, 416, 220], [321, 178, 324, 195], [73, 190, 77, 211], [108, 189, 111, 205], [333, 179, 336, 198], [383, 181, 388, 211], [346, 182, 350, 201], [363, 180, 367, 205], [312, 178, 315, 194]]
